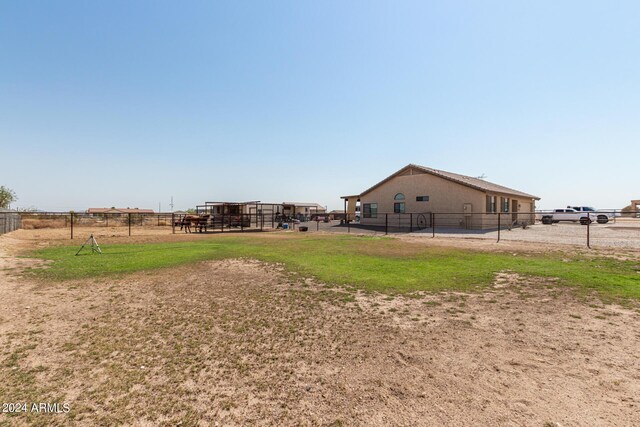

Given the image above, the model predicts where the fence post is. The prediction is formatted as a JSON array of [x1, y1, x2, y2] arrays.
[[432, 213, 435, 238], [497, 213, 501, 243], [385, 214, 388, 235], [241, 214, 244, 232], [587, 216, 591, 249], [172, 213, 175, 234], [347, 213, 350, 233], [70, 212, 74, 240], [221, 212, 224, 233], [410, 213, 413, 233], [128, 213, 132, 236]]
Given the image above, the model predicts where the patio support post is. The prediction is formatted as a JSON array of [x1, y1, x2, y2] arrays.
[[432, 213, 435, 238]]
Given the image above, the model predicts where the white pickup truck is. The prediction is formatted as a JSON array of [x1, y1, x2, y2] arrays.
[[566, 206, 611, 224], [540, 208, 600, 225]]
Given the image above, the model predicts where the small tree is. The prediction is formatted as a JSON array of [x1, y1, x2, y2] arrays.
[[0, 186, 17, 209]]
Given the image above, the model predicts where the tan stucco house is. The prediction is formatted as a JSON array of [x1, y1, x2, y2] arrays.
[[341, 164, 540, 229]]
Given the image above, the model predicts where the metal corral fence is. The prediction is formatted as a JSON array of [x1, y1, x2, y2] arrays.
[[0, 209, 22, 235], [336, 211, 537, 234], [10, 211, 333, 239], [11, 212, 177, 238], [4, 210, 640, 249], [332, 210, 640, 249]]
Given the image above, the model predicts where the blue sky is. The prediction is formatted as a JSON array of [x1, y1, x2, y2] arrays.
[[1, 1, 638, 211]]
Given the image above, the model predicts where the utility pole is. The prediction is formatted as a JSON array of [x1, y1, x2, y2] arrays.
[[170, 196, 174, 212]]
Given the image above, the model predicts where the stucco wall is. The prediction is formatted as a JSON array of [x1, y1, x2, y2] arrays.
[[480, 198, 536, 228], [359, 170, 485, 228]]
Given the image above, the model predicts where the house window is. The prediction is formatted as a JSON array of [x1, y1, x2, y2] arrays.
[[502, 198, 510, 213], [393, 193, 406, 213], [363, 203, 377, 218], [486, 196, 497, 213], [416, 196, 429, 202]]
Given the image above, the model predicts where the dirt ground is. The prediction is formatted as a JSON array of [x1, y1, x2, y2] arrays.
[[1, 229, 639, 426]]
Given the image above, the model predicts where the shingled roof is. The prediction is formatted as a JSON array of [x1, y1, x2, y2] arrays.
[[348, 164, 540, 200]]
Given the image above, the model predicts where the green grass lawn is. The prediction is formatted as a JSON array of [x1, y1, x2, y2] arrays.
[[30, 234, 640, 299]]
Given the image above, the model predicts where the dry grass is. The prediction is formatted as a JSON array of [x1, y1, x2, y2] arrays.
[[21, 219, 68, 230]]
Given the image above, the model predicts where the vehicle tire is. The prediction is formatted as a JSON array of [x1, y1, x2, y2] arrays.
[[541, 216, 552, 225], [580, 217, 592, 225], [597, 215, 609, 224]]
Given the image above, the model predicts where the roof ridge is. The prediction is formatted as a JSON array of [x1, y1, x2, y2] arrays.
[[347, 163, 539, 200]]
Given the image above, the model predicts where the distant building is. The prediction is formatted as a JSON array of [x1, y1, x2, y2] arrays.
[[281, 202, 326, 219], [195, 201, 326, 219], [87, 208, 155, 215], [326, 210, 347, 220]]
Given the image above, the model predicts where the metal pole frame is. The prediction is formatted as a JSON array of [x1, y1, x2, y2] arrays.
[[128, 213, 132, 237], [431, 213, 435, 238], [70, 212, 74, 240], [497, 213, 501, 243], [343, 198, 347, 226]]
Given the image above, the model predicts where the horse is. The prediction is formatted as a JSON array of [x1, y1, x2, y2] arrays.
[[180, 214, 210, 233], [179, 215, 195, 233]]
